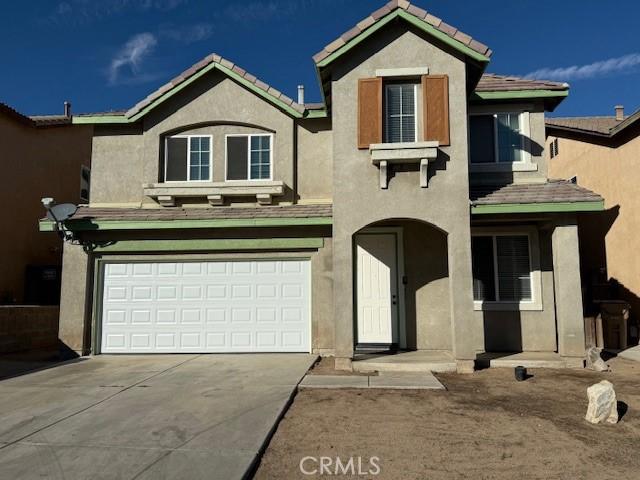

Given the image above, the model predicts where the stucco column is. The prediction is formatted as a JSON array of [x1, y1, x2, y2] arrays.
[[332, 230, 354, 370], [552, 220, 586, 367], [447, 224, 480, 373], [58, 242, 91, 356]]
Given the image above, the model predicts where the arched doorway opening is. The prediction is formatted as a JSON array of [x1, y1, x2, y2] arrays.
[[353, 218, 450, 352]]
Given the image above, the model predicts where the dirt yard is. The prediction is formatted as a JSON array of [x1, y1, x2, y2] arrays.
[[254, 358, 640, 479]]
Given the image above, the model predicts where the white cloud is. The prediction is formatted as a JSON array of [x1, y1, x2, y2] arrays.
[[48, 0, 188, 24], [108, 33, 158, 85], [223, 1, 279, 22], [526, 53, 640, 81], [160, 23, 214, 44]]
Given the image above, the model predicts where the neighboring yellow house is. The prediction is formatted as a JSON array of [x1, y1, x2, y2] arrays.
[[546, 106, 640, 342], [0, 103, 92, 305]]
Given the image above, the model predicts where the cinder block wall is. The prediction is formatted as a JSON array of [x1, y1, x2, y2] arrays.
[[0, 306, 59, 353]]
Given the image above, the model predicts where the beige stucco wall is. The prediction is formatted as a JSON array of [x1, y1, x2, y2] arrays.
[[329, 23, 480, 364], [0, 116, 92, 303], [548, 133, 640, 319], [401, 221, 451, 350], [91, 125, 143, 205], [297, 118, 333, 202]]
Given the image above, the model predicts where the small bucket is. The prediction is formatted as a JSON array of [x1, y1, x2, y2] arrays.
[[515, 366, 527, 381]]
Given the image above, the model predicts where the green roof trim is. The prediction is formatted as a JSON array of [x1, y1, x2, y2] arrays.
[[127, 63, 304, 122], [316, 9, 490, 69], [471, 89, 569, 101], [91, 237, 324, 253], [71, 62, 317, 125], [304, 108, 329, 119], [39, 216, 333, 232], [471, 200, 604, 215]]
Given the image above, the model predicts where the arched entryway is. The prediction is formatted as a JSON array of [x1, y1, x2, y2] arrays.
[[353, 218, 450, 352]]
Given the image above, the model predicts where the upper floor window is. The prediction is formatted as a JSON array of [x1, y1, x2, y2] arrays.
[[165, 135, 211, 182], [384, 83, 417, 143], [470, 112, 526, 164], [226, 134, 272, 181]]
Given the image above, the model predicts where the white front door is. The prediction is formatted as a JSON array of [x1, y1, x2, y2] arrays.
[[355, 233, 399, 345], [100, 259, 311, 353]]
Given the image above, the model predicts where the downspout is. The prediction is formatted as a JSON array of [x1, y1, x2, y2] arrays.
[[292, 85, 305, 205]]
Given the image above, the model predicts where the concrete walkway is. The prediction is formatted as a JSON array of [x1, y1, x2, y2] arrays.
[[618, 345, 640, 362], [300, 371, 445, 390], [0, 354, 316, 480]]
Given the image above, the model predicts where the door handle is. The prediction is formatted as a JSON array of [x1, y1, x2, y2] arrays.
[[392, 294, 397, 305]]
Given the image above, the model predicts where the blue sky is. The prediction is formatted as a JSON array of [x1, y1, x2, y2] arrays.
[[2, 0, 639, 118]]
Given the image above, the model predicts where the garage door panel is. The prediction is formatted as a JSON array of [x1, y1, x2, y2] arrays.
[[101, 260, 310, 353]]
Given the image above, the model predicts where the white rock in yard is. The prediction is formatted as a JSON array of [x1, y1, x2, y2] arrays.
[[586, 347, 608, 372], [585, 380, 618, 424]]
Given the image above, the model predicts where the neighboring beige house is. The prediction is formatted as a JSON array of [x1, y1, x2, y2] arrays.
[[47, 1, 605, 372], [547, 106, 640, 344], [0, 103, 92, 304]]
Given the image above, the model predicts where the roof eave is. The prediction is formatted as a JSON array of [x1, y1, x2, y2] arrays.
[[471, 200, 604, 215], [73, 61, 314, 125], [544, 124, 611, 138], [471, 89, 569, 111]]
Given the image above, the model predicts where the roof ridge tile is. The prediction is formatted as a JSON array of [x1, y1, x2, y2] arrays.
[[313, 1, 491, 64], [123, 52, 306, 119]]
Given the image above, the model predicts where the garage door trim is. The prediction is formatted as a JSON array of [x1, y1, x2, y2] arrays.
[[91, 256, 313, 354]]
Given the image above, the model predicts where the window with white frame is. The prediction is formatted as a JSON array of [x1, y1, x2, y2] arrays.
[[384, 83, 417, 143], [165, 135, 211, 181], [472, 234, 533, 303], [226, 134, 272, 181], [469, 112, 528, 164]]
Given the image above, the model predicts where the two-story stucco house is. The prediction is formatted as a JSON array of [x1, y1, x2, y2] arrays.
[[48, 1, 604, 372]]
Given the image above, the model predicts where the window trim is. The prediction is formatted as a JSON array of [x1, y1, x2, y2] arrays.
[[164, 134, 213, 183], [468, 108, 535, 171], [224, 133, 274, 182], [384, 83, 418, 144], [471, 226, 542, 311]]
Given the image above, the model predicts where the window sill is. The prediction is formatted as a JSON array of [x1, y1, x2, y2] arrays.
[[143, 180, 285, 206], [369, 141, 439, 189], [474, 300, 543, 312], [469, 162, 538, 173]]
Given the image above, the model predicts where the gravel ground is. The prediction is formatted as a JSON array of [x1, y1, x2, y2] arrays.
[[255, 357, 640, 479]]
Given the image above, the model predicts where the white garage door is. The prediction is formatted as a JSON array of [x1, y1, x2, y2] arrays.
[[100, 259, 311, 353]]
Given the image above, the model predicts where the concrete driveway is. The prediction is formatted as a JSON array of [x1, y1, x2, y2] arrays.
[[0, 354, 316, 480]]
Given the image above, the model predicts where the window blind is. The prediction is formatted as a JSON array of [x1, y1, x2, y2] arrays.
[[496, 235, 531, 301]]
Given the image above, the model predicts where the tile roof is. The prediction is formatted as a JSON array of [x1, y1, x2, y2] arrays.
[[313, 0, 492, 65], [69, 204, 333, 222], [125, 53, 305, 120], [546, 108, 640, 139], [0, 102, 34, 126], [1, 103, 72, 127], [29, 115, 72, 126], [476, 74, 568, 92], [470, 180, 602, 205], [74, 110, 127, 118], [545, 116, 622, 135]]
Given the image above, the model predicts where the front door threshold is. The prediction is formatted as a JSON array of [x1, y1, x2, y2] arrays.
[[352, 350, 457, 373], [355, 343, 398, 354]]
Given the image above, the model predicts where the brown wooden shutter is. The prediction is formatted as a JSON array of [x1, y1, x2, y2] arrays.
[[357, 77, 382, 149], [422, 74, 450, 146]]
